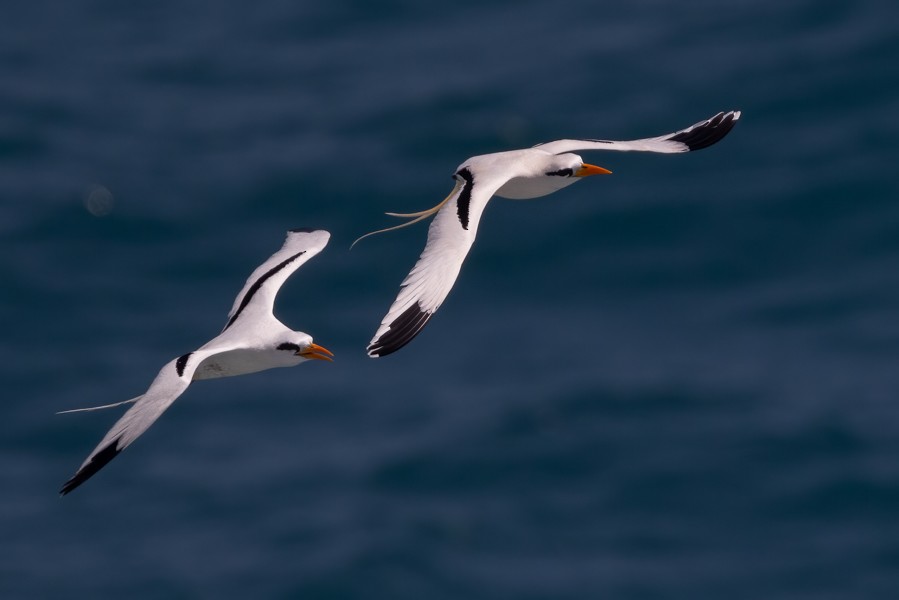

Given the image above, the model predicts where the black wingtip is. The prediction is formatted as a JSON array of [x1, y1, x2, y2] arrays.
[[288, 227, 319, 234], [669, 110, 741, 152], [59, 440, 122, 496], [367, 302, 433, 358]]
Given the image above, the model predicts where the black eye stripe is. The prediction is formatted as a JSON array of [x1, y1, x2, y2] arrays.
[[545, 168, 573, 177], [277, 342, 302, 352]]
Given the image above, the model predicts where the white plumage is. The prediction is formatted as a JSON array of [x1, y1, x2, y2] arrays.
[[60, 228, 334, 495], [363, 111, 741, 357]]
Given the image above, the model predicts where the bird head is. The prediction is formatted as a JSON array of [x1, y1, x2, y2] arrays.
[[495, 152, 612, 200], [544, 153, 612, 179], [276, 337, 334, 362]]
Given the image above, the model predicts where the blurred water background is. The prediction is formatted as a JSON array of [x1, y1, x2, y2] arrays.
[[3, 0, 899, 597]]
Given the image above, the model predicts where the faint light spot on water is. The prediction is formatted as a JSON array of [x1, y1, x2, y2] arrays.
[[84, 184, 115, 217]]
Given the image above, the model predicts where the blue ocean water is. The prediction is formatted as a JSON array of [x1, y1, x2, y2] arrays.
[[3, 0, 899, 597]]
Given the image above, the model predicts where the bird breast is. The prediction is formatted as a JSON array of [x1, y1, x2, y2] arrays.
[[494, 174, 580, 199], [192, 348, 303, 380]]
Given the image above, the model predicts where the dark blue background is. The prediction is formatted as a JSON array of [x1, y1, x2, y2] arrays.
[[3, 0, 898, 597]]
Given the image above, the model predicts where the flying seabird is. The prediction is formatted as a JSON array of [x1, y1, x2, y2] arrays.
[[360, 110, 741, 357], [59, 228, 334, 495]]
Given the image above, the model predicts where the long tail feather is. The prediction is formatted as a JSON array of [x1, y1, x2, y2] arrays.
[[56, 396, 141, 415], [383, 208, 445, 218], [350, 213, 435, 250], [350, 179, 463, 249]]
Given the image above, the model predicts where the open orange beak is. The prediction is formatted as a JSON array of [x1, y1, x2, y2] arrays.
[[299, 343, 334, 362], [574, 163, 613, 177]]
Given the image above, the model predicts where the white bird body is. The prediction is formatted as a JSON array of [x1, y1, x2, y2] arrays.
[[364, 111, 741, 357], [60, 228, 334, 495], [487, 149, 584, 199]]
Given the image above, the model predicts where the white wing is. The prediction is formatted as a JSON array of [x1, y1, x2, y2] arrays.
[[59, 348, 224, 495], [534, 110, 741, 156], [223, 228, 330, 331], [367, 169, 508, 357], [59, 228, 331, 494]]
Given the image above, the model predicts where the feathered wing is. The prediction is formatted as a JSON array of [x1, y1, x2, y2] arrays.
[[534, 110, 741, 156], [223, 228, 330, 331], [60, 228, 332, 494], [59, 348, 225, 495], [367, 170, 507, 357]]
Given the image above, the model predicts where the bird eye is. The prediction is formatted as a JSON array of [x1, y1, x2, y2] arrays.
[[545, 168, 573, 177]]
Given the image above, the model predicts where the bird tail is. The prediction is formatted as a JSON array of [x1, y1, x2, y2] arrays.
[[350, 179, 463, 249], [56, 396, 141, 415]]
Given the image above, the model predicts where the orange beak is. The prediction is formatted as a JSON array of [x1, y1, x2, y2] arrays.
[[299, 343, 334, 362], [574, 163, 613, 177]]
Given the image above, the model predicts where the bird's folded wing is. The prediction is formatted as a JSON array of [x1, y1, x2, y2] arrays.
[[533, 110, 741, 156]]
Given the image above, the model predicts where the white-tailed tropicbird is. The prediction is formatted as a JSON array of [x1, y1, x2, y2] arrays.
[[361, 110, 741, 357], [60, 228, 334, 495]]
